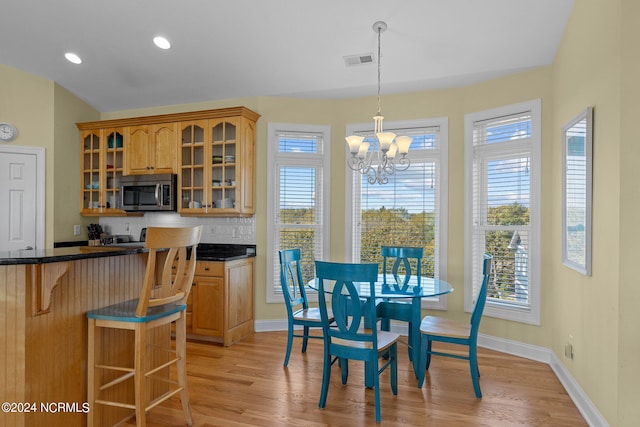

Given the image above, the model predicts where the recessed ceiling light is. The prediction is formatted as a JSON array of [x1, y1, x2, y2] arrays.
[[65, 52, 82, 64], [153, 36, 171, 50]]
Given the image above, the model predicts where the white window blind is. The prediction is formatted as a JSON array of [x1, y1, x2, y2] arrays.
[[266, 124, 330, 303], [347, 118, 448, 309], [465, 100, 540, 325]]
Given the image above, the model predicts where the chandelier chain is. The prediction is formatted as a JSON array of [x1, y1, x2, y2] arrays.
[[377, 25, 382, 116]]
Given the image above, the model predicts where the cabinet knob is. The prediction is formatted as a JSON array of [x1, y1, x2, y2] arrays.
[[204, 267, 210, 271]]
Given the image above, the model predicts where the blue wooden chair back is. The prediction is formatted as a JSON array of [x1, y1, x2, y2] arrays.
[[315, 260, 398, 422], [315, 261, 379, 347], [381, 246, 423, 292], [279, 248, 309, 316], [470, 254, 493, 335], [278, 248, 329, 367]]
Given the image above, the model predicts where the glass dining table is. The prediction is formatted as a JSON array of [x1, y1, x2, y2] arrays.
[[308, 273, 454, 379]]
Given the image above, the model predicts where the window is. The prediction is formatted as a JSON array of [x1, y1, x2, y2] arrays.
[[562, 107, 593, 276], [464, 99, 541, 325], [346, 118, 448, 309], [267, 123, 330, 303]]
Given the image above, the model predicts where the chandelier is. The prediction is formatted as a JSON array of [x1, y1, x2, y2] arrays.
[[346, 21, 412, 185]]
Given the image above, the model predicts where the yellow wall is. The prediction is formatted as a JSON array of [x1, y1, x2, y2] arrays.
[[53, 83, 101, 242], [0, 64, 55, 247], [552, 0, 622, 423], [0, 65, 99, 248], [618, 0, 640, 425]]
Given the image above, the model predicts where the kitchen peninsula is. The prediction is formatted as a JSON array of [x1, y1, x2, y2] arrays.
[[0, 244, 255, 427]]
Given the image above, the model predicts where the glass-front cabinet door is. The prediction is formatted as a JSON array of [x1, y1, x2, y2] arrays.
[[81, 130, 101, 214], [179, 121, 207, 212], [104, 129, 124, 211], [80, 128, 126, 216], [179, 117, 248, 215], [209, 117, 238, 212]]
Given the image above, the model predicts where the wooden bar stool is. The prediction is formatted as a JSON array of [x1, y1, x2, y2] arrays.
[[87, 226, 202, 427]]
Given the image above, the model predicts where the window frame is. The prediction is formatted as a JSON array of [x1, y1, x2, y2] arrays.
[[345, 117, 449, 310], [266, 123, 331, 303], [561, 107, 593, 276], [464, 99, 541, 325]]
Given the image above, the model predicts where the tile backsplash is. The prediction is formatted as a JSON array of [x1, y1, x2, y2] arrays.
[[99, 213, 255, 244]]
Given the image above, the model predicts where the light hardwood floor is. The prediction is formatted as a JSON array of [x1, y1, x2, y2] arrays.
[[124, 331, 587, 426]]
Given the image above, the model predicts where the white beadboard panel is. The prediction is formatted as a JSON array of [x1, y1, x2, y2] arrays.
[[99, 213, 256, 244]]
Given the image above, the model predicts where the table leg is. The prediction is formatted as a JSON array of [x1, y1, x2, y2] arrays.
[[364, 298, 375, 388], [410, 298, 421, 378]]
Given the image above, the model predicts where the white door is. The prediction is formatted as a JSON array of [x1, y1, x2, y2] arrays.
[[0, 146, 45, 251]]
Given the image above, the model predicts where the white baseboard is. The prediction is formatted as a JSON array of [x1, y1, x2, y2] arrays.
[[255, 319, 289, 332], [547, 351, 609, 427], [254, 320, 607, 426], [478, 333, 607, 427]]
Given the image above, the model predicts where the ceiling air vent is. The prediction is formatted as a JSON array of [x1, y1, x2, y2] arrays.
[[343, 53, 375, 67]]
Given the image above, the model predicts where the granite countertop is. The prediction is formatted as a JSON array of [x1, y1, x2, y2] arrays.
[[1, 243, 256, 266], [194, 243, 256, 261], [0, 246, 148, 265]]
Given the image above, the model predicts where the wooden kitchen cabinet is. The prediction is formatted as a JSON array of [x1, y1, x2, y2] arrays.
[[79, 127, 127, 216], [77, 106, 259, 217], [191, 276, 224, 336], [186, 258, 255, 346], [124, 122, 177, 175], [178, 109, 258, 216]]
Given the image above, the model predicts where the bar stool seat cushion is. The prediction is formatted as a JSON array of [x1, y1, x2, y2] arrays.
[[87, 299, 187, 323]]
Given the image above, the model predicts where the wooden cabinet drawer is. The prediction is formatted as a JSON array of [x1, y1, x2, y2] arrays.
[[195, 261, 224, 276], [172, 260, 223, 277]]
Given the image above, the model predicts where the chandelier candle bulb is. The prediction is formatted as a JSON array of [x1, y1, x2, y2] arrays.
[[357, 142, 370, 159], [376, 132, 396, 152], [395, 135, 413, 154], [387, 144, 398, 159], [346, 135, 365, 154]]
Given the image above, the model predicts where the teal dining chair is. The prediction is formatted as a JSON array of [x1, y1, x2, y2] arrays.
[[378, 246, 424, 360], [315, 260, 399, 423], [279, 248, 333, 367], [417, 253, 493, 398]]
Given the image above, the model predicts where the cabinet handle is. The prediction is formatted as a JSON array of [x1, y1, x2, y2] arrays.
[[192, 283, 196, 286], [204, 267, 210, 271]]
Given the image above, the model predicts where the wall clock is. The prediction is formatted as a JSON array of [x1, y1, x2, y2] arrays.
[[0, 122, 18, 142]]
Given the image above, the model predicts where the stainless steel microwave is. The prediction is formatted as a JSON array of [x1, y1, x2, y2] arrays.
[[120, 174, 177, 212]]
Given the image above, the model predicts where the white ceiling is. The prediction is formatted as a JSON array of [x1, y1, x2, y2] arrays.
[[1, 0, 574, 113]]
